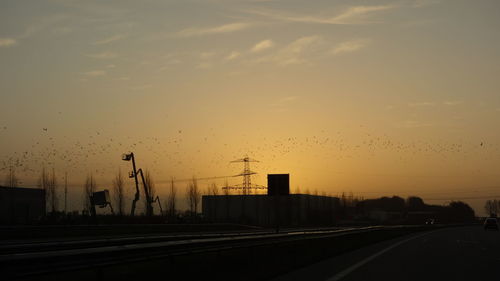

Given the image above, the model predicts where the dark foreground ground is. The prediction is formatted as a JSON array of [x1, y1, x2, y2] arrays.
[[5, 224, 494, 281], [273, 225, 499, 281]]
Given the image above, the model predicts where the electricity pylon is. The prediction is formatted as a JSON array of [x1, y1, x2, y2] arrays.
[[229, 156, 265, 195]]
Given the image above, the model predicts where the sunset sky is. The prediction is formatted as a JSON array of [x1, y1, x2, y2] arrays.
[[1, 0, 500, 214]]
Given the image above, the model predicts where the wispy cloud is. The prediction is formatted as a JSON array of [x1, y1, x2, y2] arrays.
[[408, 102, 436, 107], [245, 35, 323, 66], [412, 0, 441, 8], [332, 6, 394, 24], [200, 51, 216, 59], [443, 100, 463, 106], [247, 5, 394, 25], [18, 14, 70, 39], [82, 70, 106, 76], [176, 22, 252, 37], [225, 51, 241, 60], [279, 96, 298, 103], [0, 38, 17, 47], [92, 34, 126, 45], [196, 62, 212, 69], [331, 39, 370, 55], [133, 84, 152, 90], [52, 27, 72, 35], [397, 120, 432, 128], [269, 96, 299, 112], [86, 52, 118, 59], [251, 39, 274, 52], [272, 35, 323, 65]]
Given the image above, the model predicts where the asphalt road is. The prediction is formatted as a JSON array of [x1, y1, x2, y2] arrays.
[[273, 225, 500, 281]]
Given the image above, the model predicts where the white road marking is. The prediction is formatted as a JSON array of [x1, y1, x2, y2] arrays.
[[325, 230, 441, 281]]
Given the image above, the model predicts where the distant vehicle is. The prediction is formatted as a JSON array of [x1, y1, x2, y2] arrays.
[[425, 219, 435, 225], [483, 218, 499, 230]]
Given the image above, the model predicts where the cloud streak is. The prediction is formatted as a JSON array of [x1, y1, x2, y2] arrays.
[[92, 34, 126, 45], [176, 22, 252, 37], [225, 51, 241, 60], [0, 38, 17, 47], [247, 5, 394, 25], [397, 120, 432, 128], [86, 52, 118, 59], [408, 102, 436, 107], [331, 39, 370, 55], [245, 35, 323, 66], [82, 70, 106, 76], [251, 39, 274, 52], [273, 35, 323, 65]]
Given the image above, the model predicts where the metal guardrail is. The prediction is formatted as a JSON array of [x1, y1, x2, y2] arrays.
[[0, 224, 442, 279], [0, 226, 381, 260]]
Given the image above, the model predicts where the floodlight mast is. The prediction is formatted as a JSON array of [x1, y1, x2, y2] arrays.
[[122, 152, 141, 216]]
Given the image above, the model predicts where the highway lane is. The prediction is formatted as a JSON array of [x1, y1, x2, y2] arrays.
[[274, 225, 500, 281], [1, 225, 390, 280]]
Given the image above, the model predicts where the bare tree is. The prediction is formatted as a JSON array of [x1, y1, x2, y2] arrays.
[[485, 199, 498, 217], [39, 167, 58, 213], [210, 182, 218, 196], [39, 167, 49, 206], [193, 178, 201, 214], [143, 170, 156, 214], [223, 180, 230, 220], [83, 174, 96, 213], [113, 169, 125, 216], [209, 182, 219, 220], [186, 177, 201, 216], [49, 168, 58, 213], [294, 186, 301, 194], [4, 166, 19, 187], [223, 180, 230, 196], [166, 177, 177, 219]]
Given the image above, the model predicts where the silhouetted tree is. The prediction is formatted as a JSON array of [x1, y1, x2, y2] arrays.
[[39, 167, 58, 213], [143, 170, 155, 214], [448, 201, 475, 222], [484, 199, 498, 217], [407, 196, 425, 211], [83, 174, 96, 213], [295, 186, 301, 194], [166, 177, 177, 219], [186, 177, 201, 216], [223, 180, 230, 220], [210, 182, 218, 196], [209, 182, 218, 220], [49, 168, 58, 213], [113, 169, 125, 216], [4, 166, 19, 187]]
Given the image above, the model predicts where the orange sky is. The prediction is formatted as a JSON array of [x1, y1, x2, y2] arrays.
[[1, 0, 500, 215]]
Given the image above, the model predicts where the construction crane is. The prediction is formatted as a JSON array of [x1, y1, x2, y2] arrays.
[[122, 152, 156, 216]]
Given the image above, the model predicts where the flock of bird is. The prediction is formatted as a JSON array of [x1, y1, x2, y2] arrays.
[[1, 124, 499, 191]]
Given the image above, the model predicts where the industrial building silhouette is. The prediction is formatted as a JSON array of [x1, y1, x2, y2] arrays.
[[202, 174, 340, 226], [0, 186, 45, 224]]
